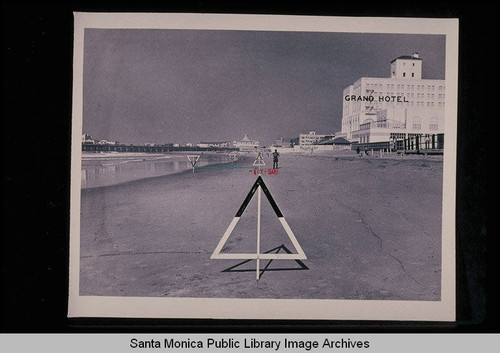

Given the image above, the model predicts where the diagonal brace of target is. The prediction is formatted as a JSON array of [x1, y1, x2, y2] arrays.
[[210, 176, 306, 280]]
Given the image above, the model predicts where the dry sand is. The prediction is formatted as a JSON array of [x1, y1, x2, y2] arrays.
[[80, 152, 443, 301]]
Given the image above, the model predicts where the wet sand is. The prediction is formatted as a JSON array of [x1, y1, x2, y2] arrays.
[[80, 152, 443, 300], [81, 152, 232, 189]]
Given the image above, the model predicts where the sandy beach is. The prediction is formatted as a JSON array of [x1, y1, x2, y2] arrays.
[[80, 152, 443, 301]]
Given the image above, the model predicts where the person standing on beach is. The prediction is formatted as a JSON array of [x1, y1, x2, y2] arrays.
[[272, 149, 280, 169]]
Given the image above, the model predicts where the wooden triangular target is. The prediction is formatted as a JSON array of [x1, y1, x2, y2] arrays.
[[252, 152, 266, 168], [187, 155, 201, 166], [210, 176, 306, 279], [186, 155, 201, 173], [228, 152, 239, 162]]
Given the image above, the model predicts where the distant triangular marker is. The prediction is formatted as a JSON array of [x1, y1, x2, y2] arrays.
[[210, 176, 306, 280], [187, 155, 201, 173], [228, 152, 239, 163], [252, 152, 266, 168]]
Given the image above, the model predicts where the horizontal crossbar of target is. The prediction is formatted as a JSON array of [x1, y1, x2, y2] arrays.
[[210, 253, 307, 260]]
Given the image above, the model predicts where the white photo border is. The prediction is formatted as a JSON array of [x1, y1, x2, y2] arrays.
[[69, 12, 458, 321]]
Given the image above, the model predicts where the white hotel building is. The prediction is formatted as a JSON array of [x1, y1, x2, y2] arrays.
[[339, 53, 446, 144], [299, 131, 334, 146]]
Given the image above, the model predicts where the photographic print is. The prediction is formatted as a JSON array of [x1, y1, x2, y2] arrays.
[[69, 13, 458, 320]]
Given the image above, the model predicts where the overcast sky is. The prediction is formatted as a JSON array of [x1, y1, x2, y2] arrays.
[[83, 29, 445, 145]]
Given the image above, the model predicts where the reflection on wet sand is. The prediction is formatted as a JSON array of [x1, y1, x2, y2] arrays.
[[81, 153, 230, 189]]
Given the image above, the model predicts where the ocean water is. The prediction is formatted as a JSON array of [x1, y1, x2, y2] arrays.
[[81, 152, 231, 189]]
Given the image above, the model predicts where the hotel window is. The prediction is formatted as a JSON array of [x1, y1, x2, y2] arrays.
[[403, 73, 406, 77], [412, 73, 415, 77], [413, 117, 422, 130], [429, 118, 439, 131]]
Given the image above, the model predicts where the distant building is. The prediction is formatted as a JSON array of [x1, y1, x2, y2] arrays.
[[97, 139, 118, 145], [82, 134, 95, 144], [233, 134, 260, 152], [338, 52, 446, 143], [273, 137, 295, 148], [82, 134, 122, 145], [197, 141, 231, 148], [315, 136, 352, 150], [299, 131, 334, 146]]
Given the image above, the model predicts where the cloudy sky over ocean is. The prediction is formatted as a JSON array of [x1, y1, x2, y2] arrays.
[[83, 29, 445, 145]]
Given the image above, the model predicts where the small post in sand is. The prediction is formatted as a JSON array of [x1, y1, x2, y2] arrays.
[[256, 184, 261, 279]]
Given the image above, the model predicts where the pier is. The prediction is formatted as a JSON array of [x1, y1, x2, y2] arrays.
[[82, 143, 238, 153]]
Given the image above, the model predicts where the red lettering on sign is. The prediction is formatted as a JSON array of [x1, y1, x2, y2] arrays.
[[252, 169, 279, 175]]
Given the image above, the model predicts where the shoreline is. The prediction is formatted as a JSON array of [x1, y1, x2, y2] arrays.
[[81, 151, 243, 189]]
